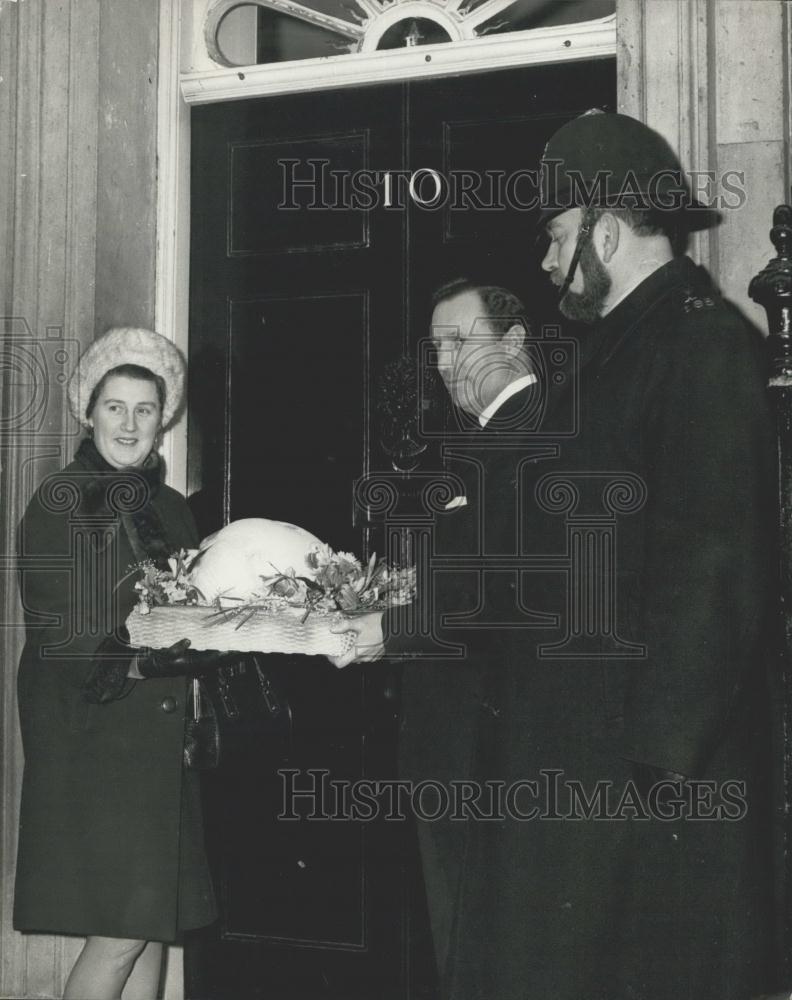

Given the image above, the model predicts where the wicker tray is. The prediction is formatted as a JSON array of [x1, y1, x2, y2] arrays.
[[125, 603, 360, 657]]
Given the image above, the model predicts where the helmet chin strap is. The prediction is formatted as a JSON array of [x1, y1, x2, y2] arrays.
[[557, 208, 596, 302]]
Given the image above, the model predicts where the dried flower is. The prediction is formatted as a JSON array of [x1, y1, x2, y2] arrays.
[[133, 541, 416, 626], [128, 549, 205, 610]]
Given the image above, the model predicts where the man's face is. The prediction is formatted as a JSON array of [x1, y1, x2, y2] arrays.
[[542, 208, 586, 295], [541, 208, 612, 324], [431, 289, 504, 418]]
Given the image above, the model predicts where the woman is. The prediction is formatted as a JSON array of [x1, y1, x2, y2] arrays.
[[14, 327, 216, 999]]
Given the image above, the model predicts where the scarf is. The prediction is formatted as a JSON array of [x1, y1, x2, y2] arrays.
[[73, 436, 173, 568]]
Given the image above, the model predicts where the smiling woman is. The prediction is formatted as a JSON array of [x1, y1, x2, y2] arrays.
[[87, 366, 165, 469], [14, 327, 221, 1000]]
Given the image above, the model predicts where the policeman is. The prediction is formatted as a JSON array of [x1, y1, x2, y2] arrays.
[[539, 109, 706, 308], [344, 112, 779, 1000], [525, 110, 778, 1000]]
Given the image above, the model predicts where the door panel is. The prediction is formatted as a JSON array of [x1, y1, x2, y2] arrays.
[[228, 292, 367, 545], [230, 133, 370, 255], [187, 59, 615, 1000]]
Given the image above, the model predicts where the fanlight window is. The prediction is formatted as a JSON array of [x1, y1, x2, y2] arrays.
[[208, 0, 615, 67]]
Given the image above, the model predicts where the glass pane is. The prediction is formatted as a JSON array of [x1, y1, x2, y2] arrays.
[[478, 0, 614, 35], [229, 0, 617, 64], [257, 8, 354, 63]]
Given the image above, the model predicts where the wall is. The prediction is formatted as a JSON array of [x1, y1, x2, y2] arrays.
[[94, 0, 160, 333], [0, 0, 165, 996], [617, 0, 791, 328], [1, 0, 790, 996]]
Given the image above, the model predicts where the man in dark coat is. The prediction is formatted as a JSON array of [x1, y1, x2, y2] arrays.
[[395, 113, 778, 999]]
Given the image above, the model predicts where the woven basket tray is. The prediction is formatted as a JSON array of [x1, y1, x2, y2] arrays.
[[125, 603, 360, 657]]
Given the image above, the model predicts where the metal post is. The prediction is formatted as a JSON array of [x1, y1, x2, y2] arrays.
[[749, 197, 792, 980]]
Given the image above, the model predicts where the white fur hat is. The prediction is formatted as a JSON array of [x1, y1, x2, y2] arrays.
[[68, 327, 186, 429]]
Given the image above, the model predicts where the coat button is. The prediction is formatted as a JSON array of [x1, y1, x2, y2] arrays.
[[160, 696, 178, 714]]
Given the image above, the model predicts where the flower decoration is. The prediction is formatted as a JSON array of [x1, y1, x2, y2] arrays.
[[130, 548, 205, 614], [252, 545, 416, 623], [130, 542, 416, 630]]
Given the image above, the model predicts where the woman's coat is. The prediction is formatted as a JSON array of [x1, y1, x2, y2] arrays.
[[14, 443, 215, 941]]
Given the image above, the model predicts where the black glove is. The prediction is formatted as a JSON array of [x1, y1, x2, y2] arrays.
[[135, 638, 225, 679], [83, 628, 136, 705]]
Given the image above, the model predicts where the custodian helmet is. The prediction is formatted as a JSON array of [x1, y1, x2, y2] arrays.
[[539, 110, 711, 300], [539, 110, 699, 221]]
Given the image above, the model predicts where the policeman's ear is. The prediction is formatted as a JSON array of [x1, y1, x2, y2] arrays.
[[594, 211, 620, 264], [502, 322, 526, 355]]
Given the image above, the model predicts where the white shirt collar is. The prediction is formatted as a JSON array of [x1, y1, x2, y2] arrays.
[[478, 373, 538, 427]]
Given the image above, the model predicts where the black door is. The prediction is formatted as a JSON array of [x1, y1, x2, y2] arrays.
[[186, 58, 615, 1000]]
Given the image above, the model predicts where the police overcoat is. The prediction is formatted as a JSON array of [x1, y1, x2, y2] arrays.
[[398, 256, 777, 1000]]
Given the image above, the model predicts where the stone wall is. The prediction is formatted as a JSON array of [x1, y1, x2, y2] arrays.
[[0, 1, 789, 996], [618, 0, 791, 329], [0, 0, 163, 996]]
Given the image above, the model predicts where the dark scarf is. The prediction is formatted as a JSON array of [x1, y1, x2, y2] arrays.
[[73, 436, 173, 568]]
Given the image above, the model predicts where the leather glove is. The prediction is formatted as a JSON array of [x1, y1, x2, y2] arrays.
[[83, 628, 136, 705], [135, 638, 225, 679]]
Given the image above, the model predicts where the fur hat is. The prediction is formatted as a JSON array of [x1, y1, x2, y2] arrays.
[[68, 327, 186, 429]]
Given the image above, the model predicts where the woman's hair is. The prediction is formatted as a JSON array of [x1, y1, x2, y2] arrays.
[[86, 363, 167, 419]]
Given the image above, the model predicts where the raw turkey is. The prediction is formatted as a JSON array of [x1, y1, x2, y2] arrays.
[[187, 517, 324, 603]]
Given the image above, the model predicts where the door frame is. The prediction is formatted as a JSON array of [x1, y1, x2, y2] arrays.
[[156, 0, 619, 493], [151, 2, 719, 995], [158, 0, 715, 494]]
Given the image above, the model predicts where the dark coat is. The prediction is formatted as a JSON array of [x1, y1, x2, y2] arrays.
[[13, 442, 216, 942], [399, 257, 777, 1000]]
